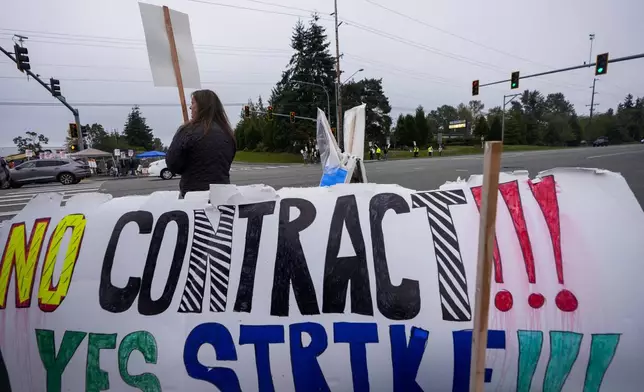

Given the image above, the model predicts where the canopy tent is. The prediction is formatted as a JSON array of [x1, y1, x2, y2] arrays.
[[136, 151, 166, 158], [69, 148, 112, 158]]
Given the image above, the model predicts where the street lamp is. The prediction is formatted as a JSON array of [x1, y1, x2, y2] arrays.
[[290, 79, 331, 123], [342, 68, 364, 84]]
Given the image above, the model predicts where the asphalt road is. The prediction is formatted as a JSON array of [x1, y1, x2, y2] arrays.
[[1, 144, 643, 222]]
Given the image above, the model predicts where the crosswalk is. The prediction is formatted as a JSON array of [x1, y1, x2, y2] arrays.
[[0, 182, 104, 221]]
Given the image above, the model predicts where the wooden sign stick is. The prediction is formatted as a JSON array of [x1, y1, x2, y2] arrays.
[[163, 5, 189, 124], [469, 141, 503, 392]]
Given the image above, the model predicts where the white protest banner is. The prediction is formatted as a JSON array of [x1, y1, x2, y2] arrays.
[[114, 149, 120, 157], [128, 149, 134, 157], [138, 2, 201, 89], [0, 168, 643, 391], [25, 149, 33, 158]]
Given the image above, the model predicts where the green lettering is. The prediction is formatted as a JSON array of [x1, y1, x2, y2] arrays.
[[86, 333, 116, 392], [36, 329, 86, 392], [118, 331, 161, 392]]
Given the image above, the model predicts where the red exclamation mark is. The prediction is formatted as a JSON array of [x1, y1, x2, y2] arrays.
[[498, 181, 545, 310], [471, 186, 513, 312], [528, 175, 578, 312], [472, 181, 545, 311]]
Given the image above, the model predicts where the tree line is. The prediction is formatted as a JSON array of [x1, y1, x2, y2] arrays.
[[11, 106, 163, 154], [394, 92, 643, 149]]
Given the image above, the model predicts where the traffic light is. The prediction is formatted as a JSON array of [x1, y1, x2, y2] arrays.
[[267, 106, 273, 121], [81, 125, 88, 138], [595, 53, 608, 75], [69, 143, 77, 152], [472, 80, 479, 96], [14, 44, 30, 72], [511, 71, 520, 89], [244, 105, 250, 118], [50, 78, 61, 97], [69, 123, 78, 138], [290, 111, 295, 123]]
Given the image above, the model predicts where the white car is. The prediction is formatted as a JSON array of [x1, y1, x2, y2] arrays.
[[148, 159, 174, 180]]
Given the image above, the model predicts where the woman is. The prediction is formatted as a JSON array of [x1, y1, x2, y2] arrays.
[[166, 89, 236, 198]]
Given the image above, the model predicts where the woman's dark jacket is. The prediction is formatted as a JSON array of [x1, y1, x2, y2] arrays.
[[166, 123, 236, 193]]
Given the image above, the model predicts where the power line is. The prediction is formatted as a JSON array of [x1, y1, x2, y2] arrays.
[[0, 101, 247, 107], [0, 37, 291, 58], [0, 30, 291, 53], [362, 0, 553, 70], [0, 75, 276, 85], [185, 0, 318, 19], [0, 60, 277, 76], [228, 0, 331, 16], [341, 19, 508, 74]]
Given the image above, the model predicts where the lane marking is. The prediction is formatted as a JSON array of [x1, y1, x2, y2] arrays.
[[455, 169, 468, 172], [587, 150, 644, 159]]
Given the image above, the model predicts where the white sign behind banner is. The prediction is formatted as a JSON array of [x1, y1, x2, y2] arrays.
[[0, 169, 643, 391], [138, 2, 201, 89]]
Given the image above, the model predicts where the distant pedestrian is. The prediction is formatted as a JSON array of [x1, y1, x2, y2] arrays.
[[166, 89, 236, 199], [383, 145, 388, 160]]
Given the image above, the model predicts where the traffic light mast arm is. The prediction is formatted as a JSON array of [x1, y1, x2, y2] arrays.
[[249, 109, 316, 122], [0, 43, 84, 150], [0, 44, 77, 115], [478, 52, 644, 88]]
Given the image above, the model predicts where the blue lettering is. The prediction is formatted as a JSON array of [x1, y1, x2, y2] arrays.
[[183, 323, 241, 392], [390, 325, 429, 392], [333, 322, 379, 392], [452, 329, 506, 392], [289, 322, 330, 392], [239, 325, 285, 392]]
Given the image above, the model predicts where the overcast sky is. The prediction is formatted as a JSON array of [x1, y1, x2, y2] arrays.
[[1, 0, 643, 148]]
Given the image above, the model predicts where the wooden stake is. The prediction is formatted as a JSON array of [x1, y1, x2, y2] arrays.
[[163, 5, 189, 124], [469, 141, 503, 392]]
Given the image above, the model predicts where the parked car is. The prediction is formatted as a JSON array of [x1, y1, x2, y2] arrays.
[[641, 138, 644, 144], [148, 159, 174, 180], [593, 137, 609, 147], [9, 158, 91, 187]]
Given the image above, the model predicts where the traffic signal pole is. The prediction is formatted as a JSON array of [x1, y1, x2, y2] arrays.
[[478, 52, 644, 88], [0, 44, 85, 150], [501, 94, 521, 142]]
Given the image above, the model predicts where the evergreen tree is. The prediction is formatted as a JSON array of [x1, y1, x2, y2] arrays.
[[488, 116, 503, 141], [414, 106, 429, 146], [403, 114, 417, 146], [123, 106, 154, 150], [504, 110, 524, 145], [270, 15, 337, 151], [474, 116, 489, 140], [569, 114, 583, 146]]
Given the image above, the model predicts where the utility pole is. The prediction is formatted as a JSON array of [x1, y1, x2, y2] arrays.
[[588, 34, 595, 66], [587, 78, 599, 125], [0, 39, 85, 150], [332, 0, 343, 149]]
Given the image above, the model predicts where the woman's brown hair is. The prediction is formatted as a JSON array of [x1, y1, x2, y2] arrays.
[[187, 89, 236, 144]]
